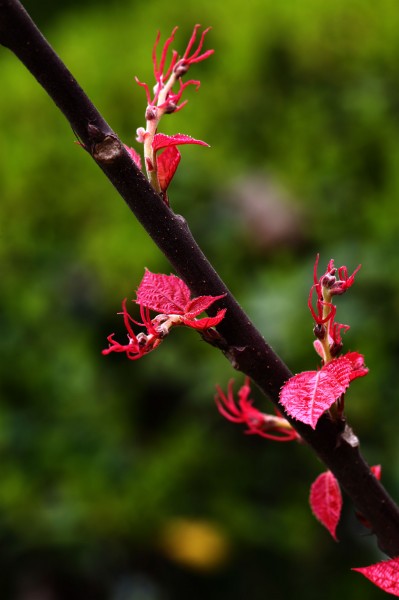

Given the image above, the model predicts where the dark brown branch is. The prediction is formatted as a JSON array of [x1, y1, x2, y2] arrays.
[[1, 0, 399, 555]]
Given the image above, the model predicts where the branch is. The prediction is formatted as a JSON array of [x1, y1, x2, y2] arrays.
[[1, 0, 399, 555]]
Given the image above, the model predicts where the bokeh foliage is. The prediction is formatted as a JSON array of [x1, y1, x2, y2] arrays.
[[1, 0, 399, 597]]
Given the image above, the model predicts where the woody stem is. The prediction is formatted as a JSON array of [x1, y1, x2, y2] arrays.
[[1, 0, 399, 557]]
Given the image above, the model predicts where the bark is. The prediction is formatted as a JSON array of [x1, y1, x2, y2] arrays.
[[1, 0, 399, 555]]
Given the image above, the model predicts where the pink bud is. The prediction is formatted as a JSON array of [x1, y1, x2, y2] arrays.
[[136, 127, 147, 143], [145, 105, 158, 121]]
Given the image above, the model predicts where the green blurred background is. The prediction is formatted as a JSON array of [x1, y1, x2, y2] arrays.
[[1, 0, 399, 597]]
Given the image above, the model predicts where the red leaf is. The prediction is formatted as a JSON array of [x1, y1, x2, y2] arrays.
[[371, 464, 382, 481], [124, 145, 142, 169], [309, 471, 342, 541], [185, 294, 226, 317], [183, 308, 227, 330], [136, 270, 226, 330], [345, 351, 369, 381], [156, 146, 181, 193], [279, 356, 352, 428], [136, 270, 191, 314], [353, 557, 399, 596], [152, 132, 209, 152]]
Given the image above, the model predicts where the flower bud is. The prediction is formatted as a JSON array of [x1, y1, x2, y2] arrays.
[[136, 332, 148, 346], [136, 127, 146, 143], [164, 102, 177, 114], [313, 323, 326, 340], [174, 60, 189, 77], [145, 105, 158, 121], [321, 273, 337, 288], [330, 341, 343, 357], [329, 282, 348, 295]]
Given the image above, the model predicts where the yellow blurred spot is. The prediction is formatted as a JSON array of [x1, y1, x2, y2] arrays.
[[158, 517, 230, 571]]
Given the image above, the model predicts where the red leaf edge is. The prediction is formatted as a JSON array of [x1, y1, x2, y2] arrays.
[[309, 471, 342, 541], [136, 270, 191, 313], [124, 145, 142, 170], [352, 557, 399, 597], [156, 146, 181, 192], [152, 132, 209, 152], [185, 294, 226, 317], [183, 308, 227, 330], [279, 356, 352, 428]]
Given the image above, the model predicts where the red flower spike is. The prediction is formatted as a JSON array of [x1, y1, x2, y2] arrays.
[[353, 557, 399, 596], [309, 471, 342, 541], [183, 25, 212, 62], [216, 378, 299, 442], [174, 25, 214, 76], [152, 27, 178, 84], [313, 255, 361, 298], [102, 334, 142, 360], [137, 25, 213, 111], [134, 77, 154, 107], [279, 356, 353, 429], [309, 255, 363, 362], [102, 299, 163, 361], [332, 263, 362, 295], [308, 284, 336, 326]]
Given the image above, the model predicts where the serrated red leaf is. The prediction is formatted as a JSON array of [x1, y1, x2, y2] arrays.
[[185, 294, 226, 317], [183, 308, 227, 330], [136, 270, 191, 313], [310, 471, 342, 541], [353, 557, 399, 596], [345, 351, 369, 381], [156, 146, 181, 193], [136, 271, 226, 327], [279, 356, 352, 429], [152, 133, 209, 152]]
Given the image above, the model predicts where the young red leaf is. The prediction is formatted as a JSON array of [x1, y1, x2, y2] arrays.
[[185, 294, 226, 317], [136, 271, 226, 328], [279, 356, 352, 429], [136, 270, 191, 314], [345, 351, 369, 381], [371, 464, 382, 481], [353, 557, 399, 596], [156, 146, 181, 193], [152, 132, 209, 152], [182, 309, 227, 330], [124, 145, 142, 170], [309, 471, 342, 541]]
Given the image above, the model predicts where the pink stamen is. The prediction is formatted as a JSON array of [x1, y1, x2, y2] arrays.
[[157, 26, 178, 81]]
